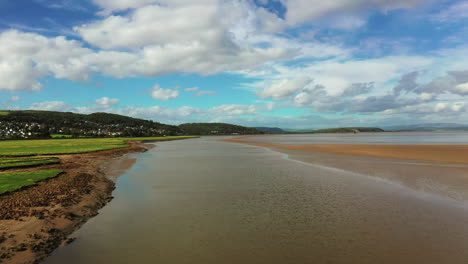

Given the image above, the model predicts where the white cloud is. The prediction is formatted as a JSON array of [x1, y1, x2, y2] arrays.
[[455, 82, 468, 95], [248, 55, 432, 100], [325, 15, 366, 30], [95, 97, 120, 108], [432, 1, 468, 22], [282, 0, 426, 26], [209, 104, 258, 116], [29, 101, 73, 111], [77, 4, 221, 50], [75, 3, 291, 76], [451, 101, 466, 112], [419, 92, 434, 101], [0, 30, 92, 91], [184, 87, 200, 92], [151, 85, 180, 101], [114, 105, 201, 123], [0, 28, 290, 91], [184, 87, 216, 96], [91, 0, 216, 15], [259, 77, 313, 100], [195, 90, 217, 97]]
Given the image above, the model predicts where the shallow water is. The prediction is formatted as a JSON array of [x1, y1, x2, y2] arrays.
[[237, 131, 468, 145], [44, 137, 468, 264]]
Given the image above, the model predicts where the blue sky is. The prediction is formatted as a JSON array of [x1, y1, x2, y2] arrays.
[[1, 0, 468, 128]]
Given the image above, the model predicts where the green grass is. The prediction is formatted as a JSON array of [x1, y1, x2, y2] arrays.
[[0, 111, 8, 116], [51, 134, 73, 138], [0, 157, 60, 169], [123, 136, 198, 141], [0, 169, 63, 194], [0, 136, 197, 156]]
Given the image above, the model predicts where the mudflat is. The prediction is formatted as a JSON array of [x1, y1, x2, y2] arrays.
[[223, 134, 468, 201], [43, 137, 468, 264], [223, 135, 468, 165]]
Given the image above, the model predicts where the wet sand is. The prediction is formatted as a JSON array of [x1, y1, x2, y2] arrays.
[[224, 134, 468, 202], [43, 137, 468, 264], [223, 136, 468, 165]]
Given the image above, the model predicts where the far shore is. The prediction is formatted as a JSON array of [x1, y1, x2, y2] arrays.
[[222, 137, 468, 165]]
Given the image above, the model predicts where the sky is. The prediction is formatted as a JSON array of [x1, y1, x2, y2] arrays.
[[0, 0, 468, 129]]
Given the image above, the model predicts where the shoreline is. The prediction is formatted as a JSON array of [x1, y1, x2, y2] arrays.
[[0, 138, 193, 264], [221, 136, 468, 202], [222, 137, 468, 165]]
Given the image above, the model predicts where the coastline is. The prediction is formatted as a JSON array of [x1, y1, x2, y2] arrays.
[[0, 138, 190, 264], [222, 136, 468, 165], [221, 135, 468, 202]]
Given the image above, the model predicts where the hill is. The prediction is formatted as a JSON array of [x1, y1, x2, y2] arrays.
[[179, 123, 263, 135], [253, 127, 286, 133], [312, 127, 385, 133], [0, 110, 181, 139]]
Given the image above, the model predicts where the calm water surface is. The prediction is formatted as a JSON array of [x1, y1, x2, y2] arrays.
[[44, 137, 468, 264]]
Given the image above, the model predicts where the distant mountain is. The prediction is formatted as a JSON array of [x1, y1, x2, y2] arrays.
[[0, 110, 181, 139], [179, 123, 263, 135], [385, 123, 468, 131], [253, 127, 286, 133], [311, 127, 385, 133]]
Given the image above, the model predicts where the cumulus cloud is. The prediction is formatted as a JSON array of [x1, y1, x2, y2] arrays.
[[209, 104, 258, 116], [195, 90, 217, 97], [113, 105, 201, 123], [0, 6, 291, 91], [259, 77, 313, 100], [110, 103, 270, 124], [455, 82, 468, 95], [29, 101, 73, 111], [95, 97, 120, 108], [341, 82, 374, 97], [283, 0, 427, 26], [393, 71, 419, 96], [77, 4, 222, 50], [247, 55, 432, 99], [410, 71, 468, 96], [151, 85, 180, 101]]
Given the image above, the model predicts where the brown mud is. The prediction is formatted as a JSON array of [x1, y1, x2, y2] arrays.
[[222, 136, 468, 165]]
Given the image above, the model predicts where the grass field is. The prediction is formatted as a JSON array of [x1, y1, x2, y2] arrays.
[[50, 134, 73, 139], [0, 136, 196, 194], [0, 136, 197, 156], [0, 111, 8, 116], [0, 157, 60, 169], [0, 169, 63, 194]]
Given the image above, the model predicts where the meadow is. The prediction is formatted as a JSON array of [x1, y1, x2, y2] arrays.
[[0, 157, 60, 170], [0, 169, 63, 194], [0, 136, 197, 156], [0, 136, 197, 194]]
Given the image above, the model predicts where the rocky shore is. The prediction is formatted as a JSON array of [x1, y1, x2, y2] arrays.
[[0, 141, 153, 264]]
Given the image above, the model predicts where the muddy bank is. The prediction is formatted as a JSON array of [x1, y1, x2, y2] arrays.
[[222, 136, 468, 202], [0, 139, 185, 264], [223, 137, 468, 165]]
